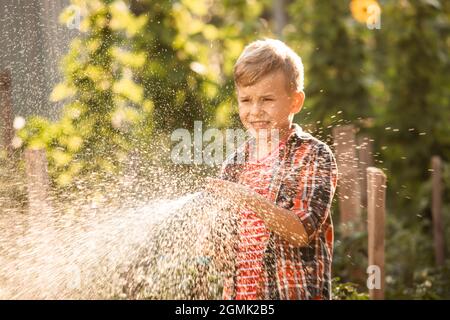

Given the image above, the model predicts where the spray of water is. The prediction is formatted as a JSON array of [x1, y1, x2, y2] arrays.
[[0, 163, 237, 300]]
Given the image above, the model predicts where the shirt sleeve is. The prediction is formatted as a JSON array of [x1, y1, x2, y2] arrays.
[[282, 144, 338, 243]]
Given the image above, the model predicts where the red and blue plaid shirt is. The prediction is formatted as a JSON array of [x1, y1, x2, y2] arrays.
[[219, 124, 338, 300]]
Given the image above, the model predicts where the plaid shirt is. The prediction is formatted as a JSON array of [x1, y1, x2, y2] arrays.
[[219, 124, 338, 300]]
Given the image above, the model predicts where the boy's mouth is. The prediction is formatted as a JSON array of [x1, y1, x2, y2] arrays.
[[250, 121, 271, 129]]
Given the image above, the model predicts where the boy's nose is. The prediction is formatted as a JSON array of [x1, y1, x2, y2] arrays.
[[249, 102, 263, 116]]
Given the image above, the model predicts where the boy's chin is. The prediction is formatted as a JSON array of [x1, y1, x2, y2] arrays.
[[245, 124, 292, 141], [247, 126, 280, 138], [248, 127, 269, 135]]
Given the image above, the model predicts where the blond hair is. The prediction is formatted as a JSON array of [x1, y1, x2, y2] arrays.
[[233, 38, 304, 93]]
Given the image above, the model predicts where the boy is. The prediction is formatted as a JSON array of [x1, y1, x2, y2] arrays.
[[206, 39, 338, 300]]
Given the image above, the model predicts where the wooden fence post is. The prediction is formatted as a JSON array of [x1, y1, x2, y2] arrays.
[[24, 148, 51, 213], [333, 125, 362, 235], [367, 167, 386, 300], [0, 70, 13, 155], [431, 156, 445, 267], [273, 0, 287, 38], [357, 135, 374, 209]]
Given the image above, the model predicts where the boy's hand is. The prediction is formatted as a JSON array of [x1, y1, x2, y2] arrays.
[[205, 178, 309, 247], [205, 178, 265, 209]]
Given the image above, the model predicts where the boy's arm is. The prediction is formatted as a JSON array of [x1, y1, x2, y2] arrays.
[[206, 144, 338, 247], [286, 144, 338, 243], [207, 178, 309, 246]]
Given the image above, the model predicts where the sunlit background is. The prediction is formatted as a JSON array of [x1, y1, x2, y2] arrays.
[[0, 0, 449, 299]]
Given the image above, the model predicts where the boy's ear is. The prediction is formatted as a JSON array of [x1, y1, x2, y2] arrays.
[[291, 91, 305, 114]]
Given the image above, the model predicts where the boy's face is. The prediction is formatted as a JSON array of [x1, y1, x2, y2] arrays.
[[236, 70, 305, 139]]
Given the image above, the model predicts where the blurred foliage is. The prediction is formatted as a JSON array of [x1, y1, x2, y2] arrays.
[[7, 0, 450, 299], [333, 226, 368, 285], [373, 0, 450, 220], [128, 0, 273, 132], [0, 151, 27, 214], [285, 0, 450, 299], [287, 0, 371, 141], [386, 261, 450, 299], [332, 277, 369, 300], [17, 0, 152, 187], [16, 0, 275, 187]]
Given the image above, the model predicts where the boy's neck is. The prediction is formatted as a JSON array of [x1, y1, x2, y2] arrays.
[[253, 125, 292, 160], [254, 124, 292, 144]]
